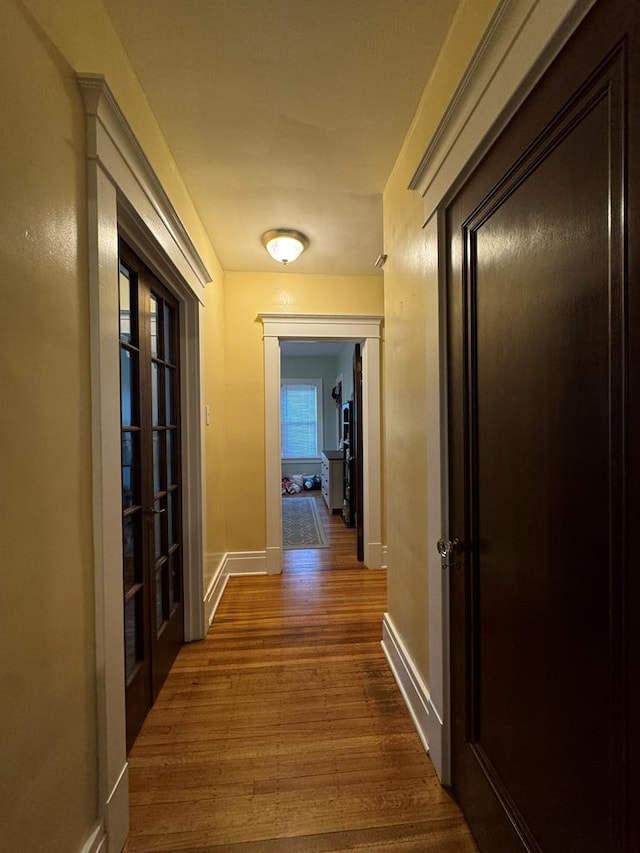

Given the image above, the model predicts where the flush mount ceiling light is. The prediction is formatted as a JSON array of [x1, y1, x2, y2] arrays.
[[261, 229, 309, 265]]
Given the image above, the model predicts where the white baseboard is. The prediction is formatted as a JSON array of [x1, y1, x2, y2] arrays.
[[381, 613, 447, 782], [223, 550, 267, 575], [80, 823, 106, 853], [105, 761, 129, 853], [204, 554, 228, 626], [204, 551, 268, 626], [381, 545, 388, 570]]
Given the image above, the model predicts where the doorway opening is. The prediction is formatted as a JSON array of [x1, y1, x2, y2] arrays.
[[280, 340, 361, 564], [260, 313, 383, 574]]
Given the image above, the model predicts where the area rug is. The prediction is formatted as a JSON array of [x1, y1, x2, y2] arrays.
[[282, 496, 328, 549]]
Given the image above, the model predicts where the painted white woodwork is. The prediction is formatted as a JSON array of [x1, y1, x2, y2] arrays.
[[80, 822, 107, 853], [260, 314, 384, 573], [410, 0, 597, 222], [381, 614, 446, 778], [78, 74, 211, 852], [320, 451, 344, 511]]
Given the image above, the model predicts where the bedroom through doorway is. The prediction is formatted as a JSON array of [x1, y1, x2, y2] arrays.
[[280, 340, 360, 567]]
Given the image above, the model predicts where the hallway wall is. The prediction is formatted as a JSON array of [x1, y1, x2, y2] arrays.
[[0, 5, 96, 849], [382, 0, 501, 768], [0, 1, 223, 850]]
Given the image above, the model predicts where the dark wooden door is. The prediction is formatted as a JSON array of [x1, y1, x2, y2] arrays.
[[446, 0, 639, 849], [353, 344, 364, 561], [119, 241, 184, 752]]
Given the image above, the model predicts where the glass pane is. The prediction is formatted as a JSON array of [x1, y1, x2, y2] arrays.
[[167, 491, 176, 548], [120, 349, 135, 427], [169, 552, 180, 610], [119, 267, 132, 343], [150, 293, 159, 357], [155, 567, 164, 630], [164, 303, 172, 362], [122, 432, 136, 508], [124, 596, 138, 680], [166, 430, 174, 487], [122, 513, 139, 590], [152, 363, 160, 426], [165, 367, 174, 425], [154, 499, 164, 558], [153, 431, 161, 496]]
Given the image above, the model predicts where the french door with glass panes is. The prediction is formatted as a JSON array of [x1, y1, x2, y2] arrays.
[[119, 240, 184, 752]]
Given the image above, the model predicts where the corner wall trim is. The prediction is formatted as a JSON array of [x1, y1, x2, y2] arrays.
[[80, 823, 106, 853], [105, 761, 129, 853], [223, 551, 268, 576], [381, 614, 447, 783], [204, 555, 228, 626]]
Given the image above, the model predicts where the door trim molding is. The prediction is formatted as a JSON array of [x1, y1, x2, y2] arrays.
[[259, 314, 384, 573], [409, 0, 597, 222], [78, 73, 210, 852]]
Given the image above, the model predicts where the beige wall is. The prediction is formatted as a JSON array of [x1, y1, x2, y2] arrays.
[[382, 0, 500, 683], [0, 1, 223, 849], [222, 271, 383, 552], [203, 261, 227, 584], [0, 3, 96, 849]]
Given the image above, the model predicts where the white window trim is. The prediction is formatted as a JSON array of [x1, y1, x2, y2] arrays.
[[281, 378, 323, 460]]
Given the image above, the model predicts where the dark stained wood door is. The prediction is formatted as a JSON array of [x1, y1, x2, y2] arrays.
[[119, 241, 184, 752], [353, 343, 364, 561], [446, 0, 639, 849]]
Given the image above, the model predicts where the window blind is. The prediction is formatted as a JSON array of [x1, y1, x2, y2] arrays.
[[281, 381, 320, 458]]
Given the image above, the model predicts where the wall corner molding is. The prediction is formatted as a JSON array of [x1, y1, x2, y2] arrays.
[[204, 554, 229, 625], [77, 72, 211, 293], [381, 613, 448, 783], [80, 822, 106, 853], [408, 0, 597, 223]]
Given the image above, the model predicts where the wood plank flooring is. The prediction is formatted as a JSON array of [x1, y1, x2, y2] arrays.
[[124, 494, 478, 852]]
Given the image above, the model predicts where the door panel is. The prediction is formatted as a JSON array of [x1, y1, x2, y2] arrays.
[[119, 241, 184, 751], [446, 0, 637, 849], [354, 344, 364, 561]]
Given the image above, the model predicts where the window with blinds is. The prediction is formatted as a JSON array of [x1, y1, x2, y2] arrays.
[[281, 379, 323, 458]]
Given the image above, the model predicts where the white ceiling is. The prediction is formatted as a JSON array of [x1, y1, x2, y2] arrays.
[[102, 0, 461, 275]]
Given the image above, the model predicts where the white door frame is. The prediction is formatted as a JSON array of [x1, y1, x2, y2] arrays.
[[78, 74, 210, 851], [259, 314, 384, 573]]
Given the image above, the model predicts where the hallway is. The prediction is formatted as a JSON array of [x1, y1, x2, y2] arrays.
[[124, 502, 478, 851]]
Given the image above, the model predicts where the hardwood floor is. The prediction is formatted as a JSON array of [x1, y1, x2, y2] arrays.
[[124, 494, 478, 852]]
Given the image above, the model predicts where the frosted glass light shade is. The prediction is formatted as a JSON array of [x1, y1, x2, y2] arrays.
[[261, 229, 309, 265]]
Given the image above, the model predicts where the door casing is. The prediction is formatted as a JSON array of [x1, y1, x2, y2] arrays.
[[260, 314, 384, 573], [80, 75, 209, 850]]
